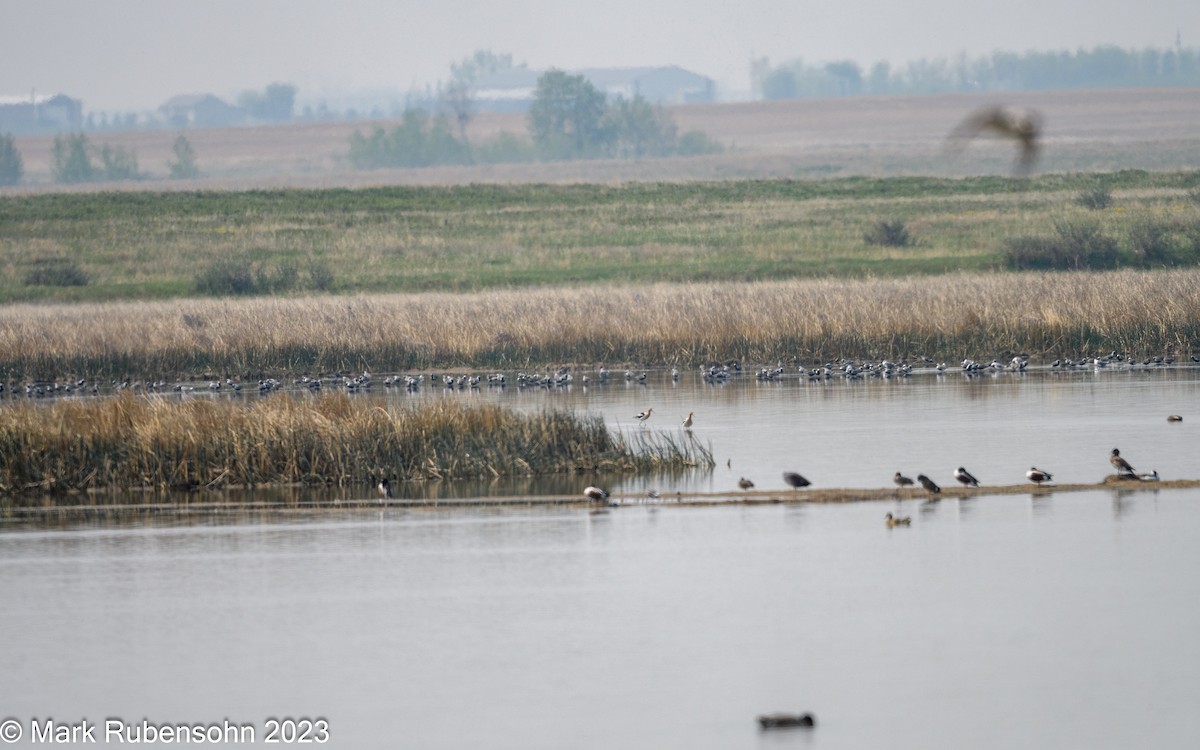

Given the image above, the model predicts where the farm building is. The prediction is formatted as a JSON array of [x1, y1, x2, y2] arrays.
[[0, 93, 83, 133], [472, 66, 716, 112]]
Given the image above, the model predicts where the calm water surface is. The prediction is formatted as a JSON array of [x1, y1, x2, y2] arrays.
[[1, 369, 1198, 749], [1, 493, 1199, 749]]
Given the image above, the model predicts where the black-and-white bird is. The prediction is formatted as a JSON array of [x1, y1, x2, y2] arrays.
[[583, 486, 610, 502], [376, 477, 393, 500], [1026, 467, 1053, 485], [1110, 448, 1136, 476], [783, 472, 810, 489], [954, 466, 980, 487], [634, 407, 654, 424], [917, 474, 941, 494]]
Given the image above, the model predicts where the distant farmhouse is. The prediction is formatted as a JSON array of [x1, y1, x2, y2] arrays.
[[473, 65, 716, 112], [0, 93, 83, 134], [159, 94, 245, 129]]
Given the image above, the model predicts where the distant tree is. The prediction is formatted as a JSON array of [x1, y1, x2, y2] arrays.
[[441, 81, 475, 163], [52, 133, 96, 183], [239, 83, 296, 123], [824, 60, 863, 95], [450, 50, 518, 84], [761, 68, 798, 100], [347, 109, 468, 169], [605, 96, 676, 158], [168, 135, 200, 179], [99, 143, 139, 181], [0, 133, 22, 186], [528, 70, 610, 159]]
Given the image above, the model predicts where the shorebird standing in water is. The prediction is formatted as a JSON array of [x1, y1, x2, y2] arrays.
[[1110, 448, 1136, 476], [377, 477, 393, 501], [635, 407, 654, 425], [954, 467, 980, 487], [682, 411, 694, 430], [1026, 467, 1053, 485]]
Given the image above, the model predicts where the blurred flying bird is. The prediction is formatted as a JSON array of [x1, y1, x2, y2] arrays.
[[947, 105, 1043, 175], [583, 486, 610, 502]]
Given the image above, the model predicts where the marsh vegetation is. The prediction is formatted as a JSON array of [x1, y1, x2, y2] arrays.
[[0, 393, 711, 498]]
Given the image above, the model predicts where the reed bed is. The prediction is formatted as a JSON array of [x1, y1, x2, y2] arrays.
[[0, 269, 1197, 379], [0, 392, 713, 497]]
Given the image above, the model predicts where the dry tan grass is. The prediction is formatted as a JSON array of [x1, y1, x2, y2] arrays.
[[1, 269, 1197, 378], [0, 391, 710, 495]]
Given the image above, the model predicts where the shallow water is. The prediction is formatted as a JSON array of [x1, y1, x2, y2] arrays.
[[389, 365, 1200, 499], [1, 490, 1198, 749]]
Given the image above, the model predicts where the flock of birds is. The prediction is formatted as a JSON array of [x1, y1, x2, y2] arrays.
[[579, 441, 1166, 525]]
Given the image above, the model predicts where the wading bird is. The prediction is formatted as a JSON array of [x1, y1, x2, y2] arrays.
[[635, 407, 654, 424], [954, 466, 980, 487], [893, 472, 914, 488], [886, 512, 912, 528], [1110, 448, 1136, 476], [1026, 467, 1053, 485], [783, 472, 810, 489], [682, 411, 694, 430], [376, 478, 393, 500], [947, 105, 1043, 176]]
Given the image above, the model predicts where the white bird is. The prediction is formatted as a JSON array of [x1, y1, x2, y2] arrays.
[[1138, 470, 1160, 482], [682, 411, 694, 429]]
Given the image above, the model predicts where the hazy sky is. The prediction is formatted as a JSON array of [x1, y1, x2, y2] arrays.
[[5, 0, 1197, 111]]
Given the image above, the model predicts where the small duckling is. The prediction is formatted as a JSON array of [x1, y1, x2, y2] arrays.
[[885, 512, 912, 528]]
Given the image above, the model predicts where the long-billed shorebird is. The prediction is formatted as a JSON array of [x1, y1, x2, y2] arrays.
[[682, 411, 694, 430], [1026, 467, 1053, 485], [1110, 448, 1136, 476], [635, 407, 654, 424], [954, 467, 980, 487], [783, 472, 810, 489]]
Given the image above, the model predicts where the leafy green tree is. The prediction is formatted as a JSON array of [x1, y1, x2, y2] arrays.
[[761, 68, 798, 100], [0, 133, 22, 186], [168, 135, 200, 178], [52, 133, 96, 183], [347, 109, 468, 169], [528, 70, 610, 159], [605, 96, 675, 158], [100, 143, 139, 180]]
